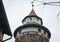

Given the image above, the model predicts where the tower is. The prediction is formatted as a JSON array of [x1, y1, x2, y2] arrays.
[[14, 1, 51, 42], [0, 0, 12, 42]]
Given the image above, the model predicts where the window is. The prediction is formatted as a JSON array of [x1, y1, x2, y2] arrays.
[[30, 17, 32, 21], [33, 17, 36, 21], [27, 18, 30, 21], [37, 19, 39, 21], [38, 28, 41, 32], [44, 30, 46, 34]]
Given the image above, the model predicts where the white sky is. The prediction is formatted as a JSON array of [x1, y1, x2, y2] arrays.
[[2, 0, 60, 42]]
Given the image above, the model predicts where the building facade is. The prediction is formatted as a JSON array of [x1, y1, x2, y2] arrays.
[[14, 8, 51, 42]]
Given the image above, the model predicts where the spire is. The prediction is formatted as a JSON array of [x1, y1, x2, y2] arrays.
[[28, 1, 37, 16], [22, 0, 43, 25], [28, 9, 37, 16]]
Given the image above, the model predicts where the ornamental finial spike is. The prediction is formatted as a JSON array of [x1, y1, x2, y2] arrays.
[[31, 1, 34, 10]]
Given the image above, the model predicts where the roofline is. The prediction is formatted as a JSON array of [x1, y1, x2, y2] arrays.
[[0, 0, 12, 36], [14, 24, 51, 39], [22, 15, 43, 25]]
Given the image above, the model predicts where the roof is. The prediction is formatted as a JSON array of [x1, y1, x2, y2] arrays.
[[28, 9, 37, 16], [0, 0, 12, 36], [14, 24, 51, 39], [22, 9, 43, 25]]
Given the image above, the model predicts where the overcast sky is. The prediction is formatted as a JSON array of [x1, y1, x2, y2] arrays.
[[2, 0, 60, 42]]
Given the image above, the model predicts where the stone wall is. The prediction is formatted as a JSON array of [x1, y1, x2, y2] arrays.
[[15, 32, 49, 42]]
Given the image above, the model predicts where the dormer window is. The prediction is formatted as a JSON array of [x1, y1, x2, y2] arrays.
[[26, 18, 30, 21], [37, 19, 39, 21], [30, 17, 32, 21]]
